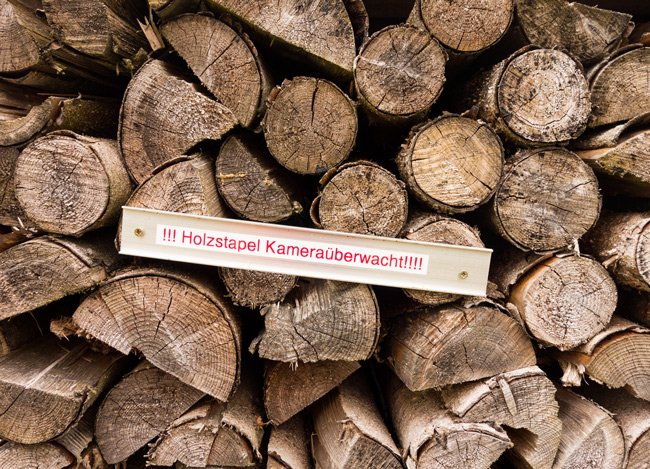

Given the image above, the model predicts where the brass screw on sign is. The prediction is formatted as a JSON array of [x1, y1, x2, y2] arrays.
[[459, 271, 468, 279], [134, 228, 144, 237]]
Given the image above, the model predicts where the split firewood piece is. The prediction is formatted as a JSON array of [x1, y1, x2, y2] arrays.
[[514, 0, 632, 65], [72, 265, 242, 400], [440, 366, 562, 469], [250, 279, 380, 363], [218, 267, 297, 309], [262, 77, 357, 176], [95, 361, 206, 465], [343, 0, 369, 48], [589, 46, 650, 128], [161, 14, 273, 129], [396, 115, 504, 214], [0, 335, 130, 444], [0, 309, 50, 356], [353, 24, 446, 125], [582, 210, 650, 292], [491, 248, 617, 349], [118, 59, 238, 184], [552, 386, 625, 469], [14, 131, 132, 237], [203, 0, 356, 79], [215, 132, 304, 222], [399, 211, 485, 307], [0, 441, 74, 469], [0, 0, 41, 74], [311, 372, 402, 469], [554, 316, 650, 401], [268, 414, 311, 469], [0, 233, 120, 320], [487, 147, 601, 253], [382, 368, 512, 469], [54, 402, 100, 466], [0, 146, 33, 228], [312, 161, 408, 237], [383, 300, 535, 391], [467, 47, 590, 146], [263, 359, 360, 425]]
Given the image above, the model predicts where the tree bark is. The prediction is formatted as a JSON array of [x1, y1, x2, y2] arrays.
[[267, 414, 311, 469], [218, 267, 297, 309], [396, 114, 504, 214], [312, 161, 408, 237], [440, 366, 562, 469], [72, 265, 242, 401], [486, 147, 601, 253], [0, 441, 75, 469], [118, 59, 238, 184], [262, 77, 357, 176], [250, 279, 380, 363], [263, 359, 360, 425]]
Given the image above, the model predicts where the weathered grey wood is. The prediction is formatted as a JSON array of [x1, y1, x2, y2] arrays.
[[0, 441, 75, 469], [0, 0, 40, 74], [0, 146, 33, 228], [218, 267, 297, 309], [267, 414, 312, 469]]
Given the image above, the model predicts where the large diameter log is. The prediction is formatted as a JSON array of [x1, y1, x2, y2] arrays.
[[250, 279, 380, 363], [263, 360, 360, 425], [0, 441, 74, 469], [383, 301, 536, 391], [396, 115, 504, 214], [262, 77, 357, 175], [0, 335, 129, 444], [311, 373, 402, 469], [161, 14, 272, 129], [118, 59, 238, 184], [0, 233, 120, 320], [440, 367, 562, 469], [353, 24, 446, 124], [267, 414, 311, 469], [14, 131, 132, 236], [313, 161, 408, 237], [72, 266, 242, 401], [487, 147, 601, 253], [95, 361, 205, 465]]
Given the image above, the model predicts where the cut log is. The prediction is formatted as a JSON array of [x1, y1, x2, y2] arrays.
[[218, 267, 297, 309], [262, 77, 357, 175], [440, 366, 562, 469], [14, 131, 132, 236], [161, 14, 273, 129], [0, 335, 129, 444], [0, 233, 120, 320], [263, 359, 360, 425], [395, 114, 504, 214], [313, 161, 408, 237], [95, 361, 206, 465], [72, 265, 242, 400], [487, 147, 601, 253], [311, 372, 402, 469], [382, 368, 512, 469], [0, 0, 40, 74], [250, 279, 380, 363], [118, 59, 238, 184], [0, 441, 74, 469], [353, 24, 446, 124], [383, 300, 536, 391], [552, 386, 625, 469], [148, 0, 199, 20], [267, 414, 311, 469], [342, 0, 369, 48], [54, 400, 99, 465], [215, 132, 304, 222], [582, 210, 650, 292], [0, 146, 33, 228]]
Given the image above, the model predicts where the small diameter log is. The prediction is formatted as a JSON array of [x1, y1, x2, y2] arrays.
[[440, 366, 562, 469], [589, 46, 650, 128], [582, 210, 650, 292], [95, 361, 206, 465], [250, 279, 380, 363], [118, 59, 238, 184], [161, 14, 272, 128], [552, 386, 625, 469], [0, 441, 74, 469], [0, 335, 129, 444], [263, 359, 360, 425], [469, 47, 590, 146], [0, 233, 120, 320], [311, 373, 402, 469], [313, 161, 408, 237], [396, 115, 504, 214], [487, 147, 601, 253], [400, 211, 485, 307], [383, 301, 536, 391], [353, 24, 446, 125], [218, 268, 297, 309], [72, 266, 242, 401], [14, 131, 132, 236], [382, 369, 512, 469], [268, 414, 311, 469], [262, 77, 357, 175]]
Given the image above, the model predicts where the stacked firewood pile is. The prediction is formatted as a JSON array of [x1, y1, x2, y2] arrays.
[[2, 0, 650, 467]]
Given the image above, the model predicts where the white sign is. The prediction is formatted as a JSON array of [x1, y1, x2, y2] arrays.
[[120, 207, 492, 295]]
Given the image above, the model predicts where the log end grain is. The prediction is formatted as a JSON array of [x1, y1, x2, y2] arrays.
[[219, 267, 297, 308]]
